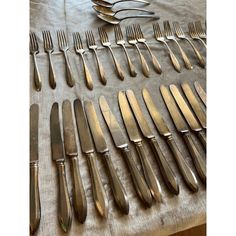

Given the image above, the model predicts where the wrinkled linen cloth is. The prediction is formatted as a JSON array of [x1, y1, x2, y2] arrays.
[[30, 0, 206, 235]]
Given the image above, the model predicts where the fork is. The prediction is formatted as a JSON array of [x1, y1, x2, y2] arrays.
[[57, 30, 75, 87], [164, 21, 193, 70], [173, 22, 205, 68], [30, 32, 42, 91], [42, 31, 57, 89], [73, 32, 94, 90], [153, 22, 181, 73], [98, 27, 124, 81], [133, 24, 162, 74], [188, 22, 207, 48], [195, 21, 206, 40], [114, 25, 137, 77], [126, 25, 150, 77]]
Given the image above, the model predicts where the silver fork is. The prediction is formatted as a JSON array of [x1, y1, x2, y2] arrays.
[[126, 25, 150, 77], [188, 22, 207, 48], [42, 30, 56, 89], [98, 27, 124, 81], [73, 32, 94, 90], [195, 21, 206, 40], [133, 24, 162, 74], [153, 22, 181, 72], [173, 22, 205, 68], [85, 30, 107, 85], [57, 30, 75, 87], [164, 21, 193, 70], [30, 32, 42, 91], [114, 25, 137, 77]]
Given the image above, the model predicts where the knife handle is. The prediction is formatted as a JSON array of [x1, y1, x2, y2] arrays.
[[30, 162, 41, 235], [183, 132, 206, 184], [149, 137, 179, 195], [166, 136, 199, 192], [56, 161, 72, 232], [197, 130, 206, 149], [86, 152, 108, 218], [103, 151, 129, 214], [121, 147, 153, 207], [135, 142, 162, 202], [70, 157, 87, 223]]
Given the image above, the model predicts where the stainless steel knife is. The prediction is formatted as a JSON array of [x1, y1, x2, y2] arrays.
[[126, 89, 179, 195], [84, 100, 129, 214], [73, 98, 108, 218], [62, 100, 87, 223], [194, 81, 206, 106], [50, 103, 72, 232], [160, 85, 206, 184], [99, 95, 153, 208]]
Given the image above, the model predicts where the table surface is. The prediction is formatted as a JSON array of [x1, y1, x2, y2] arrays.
[[30, 0, 206, 235]]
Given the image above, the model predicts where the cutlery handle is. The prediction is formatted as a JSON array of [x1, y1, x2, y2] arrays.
[[93, 49, 107, 85], [56, 161, 72, 232], [166, 136, 198, 192], [183, 132, 206, 184], [32, 54, 42, 91], [86, 152, 108, 218], [118, 0, 150, 4], [81, 54, 94, 90], [197, 130, 206, 149], [63, 51, 75, 87], [121, 147, 153, 207], [103, 152, 129, 214], [48, 53, 56, 89], [70, 157, 87, 223], [149, 137, 179, 194], [198, 38, 207, 48], [30, 162, 41, 235], [117, 8, 154, 15], [135, 142, 162, 202]]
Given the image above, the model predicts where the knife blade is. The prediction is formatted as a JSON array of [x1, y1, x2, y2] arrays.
[[194, 81, 206, 106], [84, 100, 129, 214], [160, 85, 206, 184], [99, 95, 153, 207], [50, 102, 72, 232], [125, 89, 179, 195], [118, 91, 162, 202], [62, 100, 87, 223], [73, 98, 108, 218]]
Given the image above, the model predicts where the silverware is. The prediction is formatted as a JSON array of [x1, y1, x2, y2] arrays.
[[57, 30, 75, 87], [194, 81, 206, 106], [84, 100, 129, 214], [98, 27, 124, 80], [160, 85, 206, 184], [126, 89, 179, 194], [50, 103, 72, 232], [74, 98, 108, 218], [73, 32, 94, 90], [118, 91, 162, 202], [29, 32, 42, 91], [188, 22, 207, 48], [92, 0, 150, 8], [99, 96, 153, 207], [195, 21, 206, 40], [30, 104, 41, 234], [142, 88, 198, 192], [153, 22, 181, 72], [62, 100, 87, 223]]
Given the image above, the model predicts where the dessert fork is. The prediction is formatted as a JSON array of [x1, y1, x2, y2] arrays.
[[195, 21, 206, 39], [188, 22, 207, 48]]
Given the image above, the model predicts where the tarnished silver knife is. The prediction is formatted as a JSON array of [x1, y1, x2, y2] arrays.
[[194, 81, 206, 106]]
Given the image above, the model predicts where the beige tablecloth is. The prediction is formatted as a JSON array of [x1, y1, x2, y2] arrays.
[[30, 0, 206, 235]]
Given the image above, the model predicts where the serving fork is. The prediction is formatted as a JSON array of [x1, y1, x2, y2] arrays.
[[30, 32, 42, 91], [188, 22, 207, 48]]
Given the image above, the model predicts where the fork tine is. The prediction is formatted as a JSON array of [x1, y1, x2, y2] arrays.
[[62, 30, 67, 46], [73, 32, 77, 49], [32, 32, 38, 51], [57, 30, 61, 47], [90, 31, 95, 45], [47, 31, 53, 47]]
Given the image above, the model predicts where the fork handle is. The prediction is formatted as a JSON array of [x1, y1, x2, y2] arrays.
[[93, 49, 107, 85], [63, 51, 75, 87], [32, 54, 42, 91], [81, 54, 93, 90], [198, 38, 207, 48], [48, 53, 56, 89]]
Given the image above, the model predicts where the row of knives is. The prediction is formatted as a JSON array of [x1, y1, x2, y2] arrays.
[[30, 81, 206, 234]]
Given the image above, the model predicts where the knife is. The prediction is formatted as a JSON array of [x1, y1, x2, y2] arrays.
[[194, 81, 206, 106], [30, 104, 41, 234], [118, 91, 162, 202], [50, 103, 72, 232], [160, 85, 206, 184], [126, 89, 179, 195], [99, 95, 153, 208], [142, 88, 198, 192], [84, 100, 129, 214], [74, 98, 108, 218], [62, 100, 87, 223], [170, 84, 206, 148]]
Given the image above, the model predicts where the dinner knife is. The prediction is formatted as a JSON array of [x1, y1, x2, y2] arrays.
[[74, 98, 108, 218], [169, 84, 206, 148], [194, 81, 206, 106], [30, 104, 41, 234], [84, 100, 129, 214], [142, 88, 198, 192], [99, 96, 153, 207], [160, 85, 206, 184], [50, 103, 72, 232], [126, 89, 179, 195], [118, 91, 162, 202], [62, 100, 87, 223]]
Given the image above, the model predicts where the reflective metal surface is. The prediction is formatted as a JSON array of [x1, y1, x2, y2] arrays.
[[194, 81, 206, 106]]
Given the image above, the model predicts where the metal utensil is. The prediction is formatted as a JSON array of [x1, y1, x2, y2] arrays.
[[194, 81, 206, 106], [92, 0, 150, 8], [188, 22, 207, 48], [195, 21, 206, 40]]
